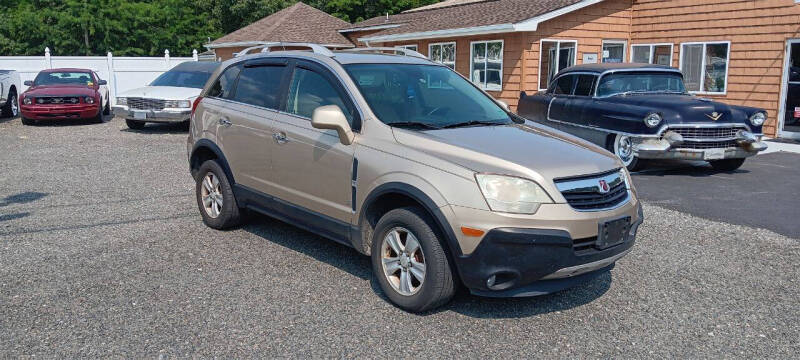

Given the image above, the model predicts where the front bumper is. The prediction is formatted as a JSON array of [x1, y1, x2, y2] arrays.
[[112, 105, 190, 123], [20, 104, 99, 120], [634, 130, 767, 160], [445, 198, 642, 297]]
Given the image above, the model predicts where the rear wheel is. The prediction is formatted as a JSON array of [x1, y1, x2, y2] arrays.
[[126, 119, 145, 130], [371, 207, 456, 313], [709, 158, 745, 172], [1, 91, 18, 118], [609, 133, 644, 172], [195, 160, 241, 229]]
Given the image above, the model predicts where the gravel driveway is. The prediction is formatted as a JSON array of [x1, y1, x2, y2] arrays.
[[0, 117, 798, 357]]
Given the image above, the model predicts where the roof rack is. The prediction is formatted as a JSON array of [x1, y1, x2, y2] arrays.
[[339, 47, 427, 59], [235, 42, 334, 57]]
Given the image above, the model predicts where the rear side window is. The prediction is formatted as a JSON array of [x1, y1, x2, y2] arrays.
[[207, 64, 241, 99], [552, 75, 574, 95], [286, 67, 354, 125], [232, 65, 286, 109], [574, 75, 597, 96]]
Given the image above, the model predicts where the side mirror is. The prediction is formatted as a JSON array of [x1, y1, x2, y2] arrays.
[[496, 100, 510, 112], [23, 80, 33, 86], [97, 79, 107, 85], [311, 105, 354, 145]]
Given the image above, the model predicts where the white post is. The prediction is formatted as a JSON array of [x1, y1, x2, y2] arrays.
[[44, 47, 52, 68], [106, 51, 116, 106], [164, 49, 170, 68], [192, 49, 198, 61]]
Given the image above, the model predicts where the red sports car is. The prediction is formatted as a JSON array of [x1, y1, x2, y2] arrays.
[[19, 68, 110, 125]]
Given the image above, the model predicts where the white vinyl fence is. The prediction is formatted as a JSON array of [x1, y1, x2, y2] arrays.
[[0, 48, 200, 106]]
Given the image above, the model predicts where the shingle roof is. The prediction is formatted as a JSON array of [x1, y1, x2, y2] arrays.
[[211, 2, 353, 47], [343, 0, 586, 39]]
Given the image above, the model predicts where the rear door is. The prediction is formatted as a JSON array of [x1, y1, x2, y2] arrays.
[[547, 74, 575, 126], [216, 59, 290, 194], [269, 59, 358, 225]]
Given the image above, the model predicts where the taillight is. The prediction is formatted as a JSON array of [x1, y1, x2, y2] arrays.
[[190, 96, 203, 121]]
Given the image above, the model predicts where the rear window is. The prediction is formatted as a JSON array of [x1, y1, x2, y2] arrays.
[[232, 65, 286, 109]]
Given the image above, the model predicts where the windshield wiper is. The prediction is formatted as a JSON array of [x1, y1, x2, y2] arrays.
[[386, 121, 442, 130], [441, 120, 507, 129]]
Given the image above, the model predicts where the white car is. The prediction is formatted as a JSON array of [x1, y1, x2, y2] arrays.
[[113, 62, 219, 129], [0, 70, 21, 118]]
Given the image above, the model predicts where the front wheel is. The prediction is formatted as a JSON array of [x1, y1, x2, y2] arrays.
[[609, 134, 644, 172], [371, 207, 456, 313], [125, 119, 145, 130], [709, 158, 745, 172]]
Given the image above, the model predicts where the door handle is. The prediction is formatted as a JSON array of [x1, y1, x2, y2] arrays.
[[272, 132, 289, 144], [219, 117, 232, 127]]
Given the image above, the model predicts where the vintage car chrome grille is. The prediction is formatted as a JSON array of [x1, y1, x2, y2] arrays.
[[35, 96, 81, 105], [555, 169, 629, 211], [127, 97, 166, 111], [662, 125, 747, 150]]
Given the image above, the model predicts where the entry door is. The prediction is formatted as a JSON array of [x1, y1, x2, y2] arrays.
[[269, 60, 357, 224], [782, 40, 800, 137]]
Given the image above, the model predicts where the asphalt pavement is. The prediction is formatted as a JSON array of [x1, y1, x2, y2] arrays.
[[0, 116, 798, 357]]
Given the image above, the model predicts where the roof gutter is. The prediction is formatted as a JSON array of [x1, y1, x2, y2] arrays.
[[339, 23, 405, 33], [204, 41, 354, 50]]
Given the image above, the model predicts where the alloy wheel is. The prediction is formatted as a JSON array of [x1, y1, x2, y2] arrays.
[[200, 172, 223, 218], [381, 227, 426, 296]]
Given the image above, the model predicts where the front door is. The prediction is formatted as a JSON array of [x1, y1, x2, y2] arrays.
[[269, 60, 357, 226], [781, 40, 800, 138]]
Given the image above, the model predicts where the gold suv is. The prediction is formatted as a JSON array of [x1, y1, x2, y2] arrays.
[[187, 44, 643, 312]]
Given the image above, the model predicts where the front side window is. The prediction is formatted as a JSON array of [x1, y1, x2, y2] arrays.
[[596, 72, 686, 97], [602, 40, 626, 63], [150, 70, 213, 89], [429, 42, 456, 70], [539, 40, 577, 90], [232, 65, 286, 109], [33, 72, 93, 86], [681, 41, 729, 93], [632, 44, 673, 66], [470, 40, 503, 91], [286, 67, 354, 125], [345, 64, 510, 128], [207, 64, 242, 99]]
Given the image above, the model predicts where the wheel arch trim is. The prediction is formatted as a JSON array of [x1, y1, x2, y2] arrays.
[[190, 139, 235, 184]]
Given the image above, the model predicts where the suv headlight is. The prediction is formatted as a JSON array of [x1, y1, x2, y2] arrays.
[[749, 111, 766, 126], [475, 174, 553, 214], [116, 97, 127, 105], [644, 112, 662, 128]]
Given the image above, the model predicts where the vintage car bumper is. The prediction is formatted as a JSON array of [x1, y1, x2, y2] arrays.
[[634, 129, 767, 161], [20, 104, 100, 120], [112, 105, 190, 123]]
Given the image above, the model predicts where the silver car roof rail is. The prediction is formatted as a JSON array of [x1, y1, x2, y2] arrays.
[[339, 47, 427, 59], [235, 42, 335, 57]]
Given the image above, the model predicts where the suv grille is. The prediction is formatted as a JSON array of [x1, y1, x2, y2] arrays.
[[663, 125, 747, 150], [555, 169, 629, 211], [127, 97, 165, 111]]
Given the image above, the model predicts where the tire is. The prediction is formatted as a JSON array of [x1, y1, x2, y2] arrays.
[[371, 207, 456, 313], [92, 108, 104, 123], [608, 133, 644, 172], [126, 119, 145, 130], [1, 90, 18, 118], [709, 158, 745, 172], [195, 159, 241, 229], [21, 116, 36, 126], [103, 98, 110, 115]]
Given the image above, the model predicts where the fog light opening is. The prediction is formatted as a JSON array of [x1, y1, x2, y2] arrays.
[[486, 271, 517, 290]]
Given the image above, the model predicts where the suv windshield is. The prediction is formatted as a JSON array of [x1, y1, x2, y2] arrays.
[[596, 71, 686, 97], [34, 72, 93, 86], [150, 70, 212, 88], [344, 64, 511, 129]]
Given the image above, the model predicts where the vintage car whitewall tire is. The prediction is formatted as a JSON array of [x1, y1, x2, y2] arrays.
[[609, 134, 643, 171]]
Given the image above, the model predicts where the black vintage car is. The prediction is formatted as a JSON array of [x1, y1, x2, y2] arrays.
[[518, 63, 768, 171]]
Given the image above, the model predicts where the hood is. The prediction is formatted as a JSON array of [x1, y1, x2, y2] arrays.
[[23, 85, 96, 97], [601, 94, 748, 125], [392, 122, 621, 180], [117, 86, 201, 100]]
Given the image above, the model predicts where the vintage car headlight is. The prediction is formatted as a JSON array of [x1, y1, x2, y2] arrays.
[[84, 96, 95, 104], [749, 112, 766, 126], [116, 97, 127, 105], [165, 100, 191, 108], [644, 112, 662, 128], [23, 97, 32, 105], [475, 174, 553, 214]]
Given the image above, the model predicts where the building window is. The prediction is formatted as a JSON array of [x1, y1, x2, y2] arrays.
[[470, 40, 503, 91], [680, 41, 730, 94], [602, 40, 626, 63], [631, 44, 673, 66], [429, 42, 456, 70], [397, 44, 418, 52], [539, 39, 577, 90]]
